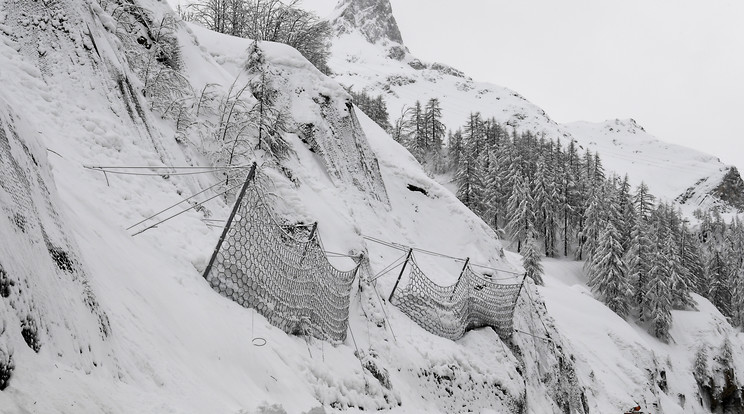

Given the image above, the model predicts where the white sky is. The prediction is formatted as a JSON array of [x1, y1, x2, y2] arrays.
[[302, 0, 744, 170]]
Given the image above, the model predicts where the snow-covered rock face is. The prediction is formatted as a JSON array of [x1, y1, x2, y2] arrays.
[[332, 0, 405, 48]]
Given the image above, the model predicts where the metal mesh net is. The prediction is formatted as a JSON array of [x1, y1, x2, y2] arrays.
[[204, 178, 359, 342], [391, 255, 522, 340]]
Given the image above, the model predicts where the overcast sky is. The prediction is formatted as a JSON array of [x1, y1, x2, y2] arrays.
[[302, 0, 744, 170]]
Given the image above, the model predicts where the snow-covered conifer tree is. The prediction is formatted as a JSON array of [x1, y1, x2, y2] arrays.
[[706, 250, 731, 317], [455, 136, 485, 215], [587, 218, 631, 318], [645, 247, 673, 341], [522, 229, 544, 285], [506, 170, 535, 252]]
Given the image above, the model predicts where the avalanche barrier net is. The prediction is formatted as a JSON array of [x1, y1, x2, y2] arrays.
[[390, 253, 524, 340], [203, 166, 360, 342]]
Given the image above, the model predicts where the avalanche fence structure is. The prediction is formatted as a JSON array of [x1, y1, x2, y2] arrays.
[[389, 251, 524, 340], [202, 165, 360, 342]]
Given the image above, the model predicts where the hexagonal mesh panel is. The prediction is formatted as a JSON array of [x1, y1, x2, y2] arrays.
[[204, 174, 359, 342], [391, 255, 523, 340]]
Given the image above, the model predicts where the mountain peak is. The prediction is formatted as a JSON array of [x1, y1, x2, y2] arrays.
[[332, 0, 405, 46]]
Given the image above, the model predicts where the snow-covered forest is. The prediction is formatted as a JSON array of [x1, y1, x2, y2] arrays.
[[391, 101, 744, 342]]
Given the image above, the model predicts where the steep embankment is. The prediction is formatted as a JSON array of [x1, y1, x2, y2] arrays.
[[0, 0, 585, 412]]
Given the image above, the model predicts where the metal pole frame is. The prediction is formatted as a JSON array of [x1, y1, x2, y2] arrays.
[[515, 272, 528, 305], [388, 248, 413, 303], [450, 257, 470, 301], [299, 222, 318, 265], [202, 162, 257, 280]]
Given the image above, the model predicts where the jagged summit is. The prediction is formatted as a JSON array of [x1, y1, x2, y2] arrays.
[[332, 0, 405, 47]]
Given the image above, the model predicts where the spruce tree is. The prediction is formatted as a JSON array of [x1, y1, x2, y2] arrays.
[[645, 247, 673, 342], [629, 182, 656, 311], [731, 265, 744, 327], [680, 224, 704, 297], [455, 137, 485, 215], [626, 212, 654, 320], [483, 148, 503, 229], [406, 101, 426, 161], [578, 184, 607, 261], [707, 250, 731, 317], [506, 170, 535, 252], [663, 235, 694, 310], [424, 98, 445, 152], [617, 175, 635, 252], [522, 230, 544, 286], [587, 218, 631, 318], [448, 129, 464, 171], [532, 157, 557, 257], [463, 112, 485, 158]]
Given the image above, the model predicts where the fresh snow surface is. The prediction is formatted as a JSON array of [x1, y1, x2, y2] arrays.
[[0, 0, 742, 413]]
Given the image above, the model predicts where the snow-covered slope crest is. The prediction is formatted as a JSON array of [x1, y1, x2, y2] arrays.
[[565, 118, 740, 213]]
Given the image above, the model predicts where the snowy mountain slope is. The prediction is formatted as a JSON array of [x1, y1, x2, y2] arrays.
[[533, 255, 744, 414], [327, 0, 569, 142], [0, 0, 743, 413], [326, 0, 744, 213], [0, 0, 588, 412], [565, 119, 737, 213]]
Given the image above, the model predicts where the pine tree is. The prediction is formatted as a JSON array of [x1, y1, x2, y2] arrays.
[[628, 182, 656, 313], [626, 219, 652, 319], [587, 218, 631, 318], [680, 224, 704, 297], [561, 140, 581, 257], [663, 235, 694, 310], [424, 98, 445, 153], [645, 246, 673, 341], [406, 101, 426, 161], [617, 175, 635, 252], [522, 229, 544, 285], [532, 157, 557, 257], [731, 265, 744, 327], [578, 184, 607, 261], [506, 170, 535, 252], [463, 112, 485, 158], [706, 250, 731, 317], [483, 148, 503, 229], [455, 137, 485, 215], [593, 152, 606, 183], [448, 129, 464, 171]]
